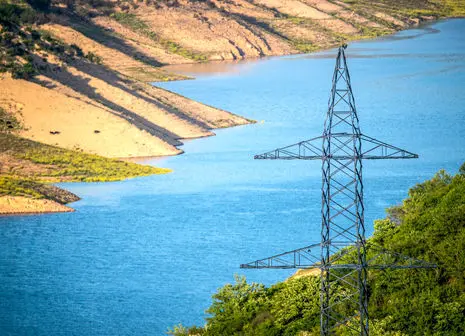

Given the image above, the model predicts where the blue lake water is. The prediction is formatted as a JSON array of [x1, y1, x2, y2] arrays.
[[1, 19, 464, 335]]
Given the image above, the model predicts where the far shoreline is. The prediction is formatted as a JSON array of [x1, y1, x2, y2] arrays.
[[157, 17, 446, 80], [2, 18, 461, 217]]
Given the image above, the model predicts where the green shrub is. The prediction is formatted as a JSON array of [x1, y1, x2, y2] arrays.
[[110, 11, 207, 61], [0, 176, 44, 198], [85, 51, 103, 64], [70, 43, 84, 57], [11, 62, 37, 79], [25, 0, 51, 11]]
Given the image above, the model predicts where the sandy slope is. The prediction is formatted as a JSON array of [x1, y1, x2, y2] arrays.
[[135, 6, 296, 60], [3, 0, 428, 162], [0, 0, 448, 215], [0, 196, 74, 214], [0, 52, 250, 158], [42, 22, 185, 82], [0, 75, 181, 157]]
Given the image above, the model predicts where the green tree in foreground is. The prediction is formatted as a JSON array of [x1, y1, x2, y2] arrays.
[[169, 164, 465, 335]]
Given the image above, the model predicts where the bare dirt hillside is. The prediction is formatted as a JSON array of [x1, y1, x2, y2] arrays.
[[46, 0, 453, 67], [1, 0, 459, 160], [0, 67, 250, 157], [0, 0, 253, 161]]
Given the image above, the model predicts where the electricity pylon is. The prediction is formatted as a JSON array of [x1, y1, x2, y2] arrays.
[[241, 45, 435, 335]]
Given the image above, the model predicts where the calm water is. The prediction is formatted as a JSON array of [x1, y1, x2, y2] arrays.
[[1, 19, 464, 336]]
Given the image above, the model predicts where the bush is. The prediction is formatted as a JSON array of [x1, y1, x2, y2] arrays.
[[0, 107, 22, 132], [0, 176, 44, 198], [70, 43, 84, 57], [85, 51, 103, 64], [25, 0, 51, 11], [11, 62, 37, 79]]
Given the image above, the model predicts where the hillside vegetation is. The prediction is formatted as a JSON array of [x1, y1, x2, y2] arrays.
[[45, 0, 465, 60], [0, 0, 251, 213], [171, 164, 465, 335], [0, 132, 169, 183], [0, 0, 461, 159]]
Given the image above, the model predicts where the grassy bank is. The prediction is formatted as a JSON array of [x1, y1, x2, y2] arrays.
[[0, 132, 170, 202]]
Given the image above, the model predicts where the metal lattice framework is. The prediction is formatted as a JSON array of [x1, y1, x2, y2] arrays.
[[241, 46, 435, 335]]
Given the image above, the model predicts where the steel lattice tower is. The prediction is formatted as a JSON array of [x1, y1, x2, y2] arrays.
[[241, 45, 435, 335]]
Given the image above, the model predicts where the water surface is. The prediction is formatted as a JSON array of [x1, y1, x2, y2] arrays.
[[1, 19, 464, 335]]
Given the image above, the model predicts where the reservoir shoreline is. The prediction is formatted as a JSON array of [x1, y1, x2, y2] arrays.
[[0, 18, 459, 211]]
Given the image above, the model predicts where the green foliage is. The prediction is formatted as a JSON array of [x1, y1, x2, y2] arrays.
[[10, 61, 37, 79], [293, 42, 318, 53], [167, 324, 189, 336], [169, 275, 321, 335], [175, 166, 465, 335], [0, 133, 170, 183], [167, 324, 205, 336], [70, 43, 84, 57], [0, 1, 47, 26], [205, 275, 270, 335], [336, 0, 465, 20], [85, 51, 103, 64], [459, 162, 465, 176], [111, 12, 149, 30], [286, 16, 306, 25], [0, 2, 95, 79], [269, 277, 320, 334], [431, 0, 465, 17], [367, 169, 465, 335], [0, 176, 44, 198], [0, 175, 80, 203]]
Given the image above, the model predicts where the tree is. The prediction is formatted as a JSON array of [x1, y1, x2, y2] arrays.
[[204, 275, 269, 335]]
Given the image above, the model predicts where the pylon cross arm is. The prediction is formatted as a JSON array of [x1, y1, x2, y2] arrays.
[[360, 134, 418, 159], [366, 244, 437, 269], [241, 243, 436, 270], [240, 243, 321, 269], [254, 133, 418, 160], [254, 135, 324, 160]]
